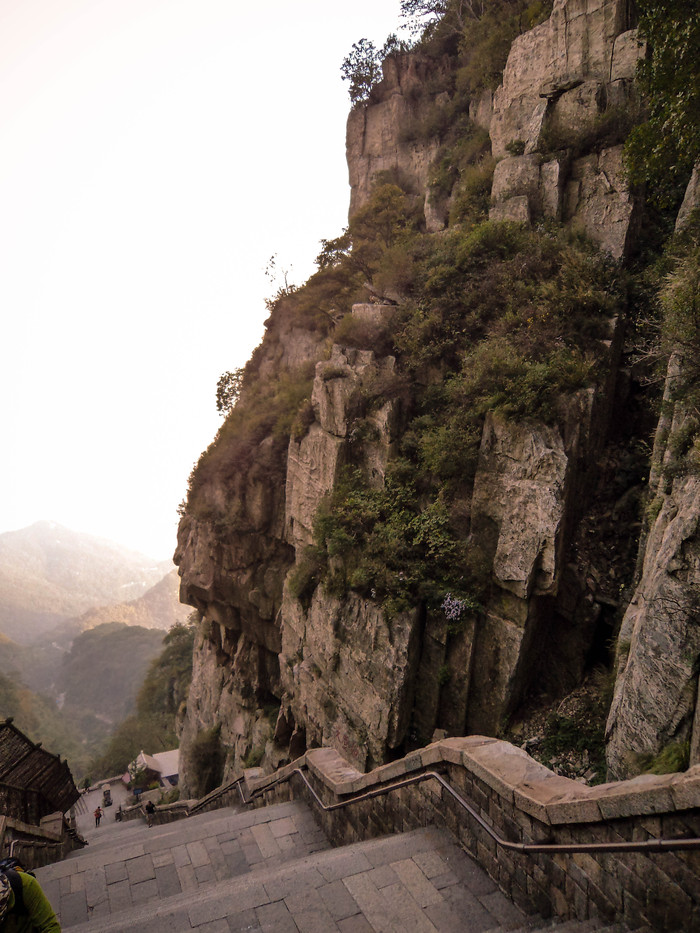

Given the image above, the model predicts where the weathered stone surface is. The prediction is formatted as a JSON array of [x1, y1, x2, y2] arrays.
[[489, 195, 531, 223], [565, 146, 639, 258], [491, 154, 567, 222], [350, 302, 396, 328], [285, 425, 344, 553], [490, 0, 638, 158], [472, 414, 569, 600], [669, 765, 700, 811], [539, 157, 567, 219], [469, 89, 493, 131], [460, 738, 555, 810], [491, 154, 541, 204], [606, 475, 700, 778], [346, 54, 444, 218], [279, 588, 419, 770], [677, 162, 700, 232], [592, 773, 677, 819], [285, 344, 399, 553], [610, 28, 644, 81], [487, 0, 642, 254], [548, 80, 605, 138], [313, 348, 367, 438], [466, 609, 527, 735], [177, 625, 280, 796]]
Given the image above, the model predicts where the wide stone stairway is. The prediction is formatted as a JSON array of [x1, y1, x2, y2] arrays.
[[35, 799, 640, 932]]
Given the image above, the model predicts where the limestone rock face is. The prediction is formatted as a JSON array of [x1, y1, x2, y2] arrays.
[[346, 54, 446, 224], [466, 413, 575, 732], [606, 476, 700, 779], [472, 415, 569, 601], [490, 0, 639, 158], [606, 329, 700, 778], [177, 624, 281, 796], [175, 0, 663, 793], [676, 162, 700, 232], [563, 146, 639, 259], [279, 332, 408, 770], [279, 587, 419, 770], [286, 425, 344, 554], [488, 0, 643, 258], [285, 341, 399, 553]]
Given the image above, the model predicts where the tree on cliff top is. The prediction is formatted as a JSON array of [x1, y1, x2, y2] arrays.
[[400, 0, 552, 39], [400, 0, 488, 36], [341, 34, 410, 105], [342, 0, 553, 105]]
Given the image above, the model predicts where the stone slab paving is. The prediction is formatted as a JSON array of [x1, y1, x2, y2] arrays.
[[36, 800, 540, 932]]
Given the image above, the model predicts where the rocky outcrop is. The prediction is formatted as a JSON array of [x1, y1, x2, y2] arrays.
[[177, 623, 282, 795], [490, 146, 638, 258], [280, 333, 408, 770], [175, 0, 683, 791], [346, 54, 447, 226], [465, 376, 624, 733], [278, 588, 418, 770], [286, 340, 399, 553], [490, 0, 640, 158], [488, 0, 643, 257], [605, 164, 700, 777], [606, 473, 700, 779], [676, 162, 700, 232]]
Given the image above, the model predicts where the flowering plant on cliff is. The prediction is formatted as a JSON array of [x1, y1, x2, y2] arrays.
[[441, 592, 480, 631]]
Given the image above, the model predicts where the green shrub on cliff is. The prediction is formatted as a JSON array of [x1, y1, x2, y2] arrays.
[[314, 464, 479, 616], [309, 221, 625, 616], [625, 0, 700, 209], [185, 185, 421, 525]]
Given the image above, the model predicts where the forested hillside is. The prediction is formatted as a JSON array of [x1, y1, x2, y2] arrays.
[[0, 522, 170, 643]]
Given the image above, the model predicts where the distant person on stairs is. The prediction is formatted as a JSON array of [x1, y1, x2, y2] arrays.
[[145, 800, 156, 828], [93, 806, 102, 827], [0, 868, 61, 932]]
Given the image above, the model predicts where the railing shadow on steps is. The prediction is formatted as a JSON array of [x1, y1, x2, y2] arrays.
[[181, 735, 700, 931]]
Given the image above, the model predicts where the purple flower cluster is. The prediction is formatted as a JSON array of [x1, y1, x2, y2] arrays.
[[442, 593, 468, 621]]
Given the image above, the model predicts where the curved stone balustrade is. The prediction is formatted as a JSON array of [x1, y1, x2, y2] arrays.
[[243, 736, 700, 931]]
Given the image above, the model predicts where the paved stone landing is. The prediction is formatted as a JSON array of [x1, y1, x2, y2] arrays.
[[35, 799, 537, 932], [37, 801, 327, 928]]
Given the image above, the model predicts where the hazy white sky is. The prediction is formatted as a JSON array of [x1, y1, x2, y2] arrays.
[[0, 0, 404, 559]]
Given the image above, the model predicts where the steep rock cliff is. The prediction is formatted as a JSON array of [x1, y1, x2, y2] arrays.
[[174, 0, 698, 788]]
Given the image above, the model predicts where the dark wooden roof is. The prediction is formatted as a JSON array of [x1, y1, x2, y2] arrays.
[[0, 719, 80, 816]]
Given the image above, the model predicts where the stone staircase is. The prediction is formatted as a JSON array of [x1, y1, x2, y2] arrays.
[[35, 799, 645, 932]]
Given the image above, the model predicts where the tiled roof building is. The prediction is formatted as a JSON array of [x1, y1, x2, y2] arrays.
[[0, 719, 80, 823]]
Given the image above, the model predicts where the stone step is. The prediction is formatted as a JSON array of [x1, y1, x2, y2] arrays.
[[36, 800, 534, 932], [37, 800, 328, 928], [65, 804, 248, 859], [495, 922, 634, 933]]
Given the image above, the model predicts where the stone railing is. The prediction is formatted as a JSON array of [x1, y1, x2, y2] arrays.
[[0, 813, 86, 869], [145, 800, 193, 825], [241, 736, 700, 932], [188, 781, 243, 816]]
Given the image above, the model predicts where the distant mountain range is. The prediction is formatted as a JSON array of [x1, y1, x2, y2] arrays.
[[0, 521, 193, 778], [0, 521, 174, 644], [49, 569, 190, 643]]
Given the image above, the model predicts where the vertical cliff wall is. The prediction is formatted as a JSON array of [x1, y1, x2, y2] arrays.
[[174, 0, 699, 791], [606, 172, 700, 777]]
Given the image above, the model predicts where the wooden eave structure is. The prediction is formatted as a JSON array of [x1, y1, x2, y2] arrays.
[[0, 719, 80, 816]]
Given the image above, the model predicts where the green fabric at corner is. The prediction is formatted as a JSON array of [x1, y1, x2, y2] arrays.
[[2, 872, 60, 933]]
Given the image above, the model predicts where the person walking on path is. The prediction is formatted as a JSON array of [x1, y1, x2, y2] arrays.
[[93, 807, 102, 827], [144, 800, 155, 828]]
